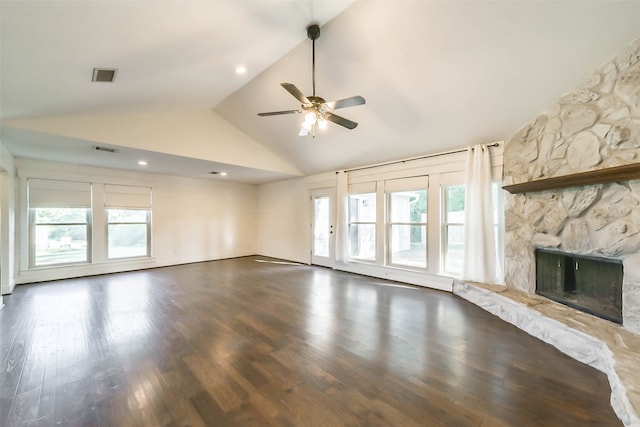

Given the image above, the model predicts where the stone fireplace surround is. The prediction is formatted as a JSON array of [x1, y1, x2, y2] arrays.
[[504, 181, 640, 333], [457, 37, 640, 426]]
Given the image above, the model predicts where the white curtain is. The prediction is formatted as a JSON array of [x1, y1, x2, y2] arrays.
[[462, 144, 502, 284], [334, 171, 349, 264]]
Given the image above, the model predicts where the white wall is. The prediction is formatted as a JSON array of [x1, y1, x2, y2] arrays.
[[0, 142, 16, 296], [15, 158, 257, 284], [257, 171, 336, 264]]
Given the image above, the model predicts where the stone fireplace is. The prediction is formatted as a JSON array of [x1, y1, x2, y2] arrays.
[[503, 35, 640, 336], [503, 180, 640, 334]]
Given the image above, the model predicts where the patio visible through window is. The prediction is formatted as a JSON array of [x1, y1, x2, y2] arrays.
[[348, 193, 376, 261], [388, 189, 427, 268]]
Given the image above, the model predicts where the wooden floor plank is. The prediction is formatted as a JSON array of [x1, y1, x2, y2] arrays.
[[0, 256, 622, 426]]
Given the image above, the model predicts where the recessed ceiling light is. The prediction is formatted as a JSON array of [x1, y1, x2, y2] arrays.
[[138, 160, 147, 166], [235, 65, 247, 75], [220, 172, 228, 176]]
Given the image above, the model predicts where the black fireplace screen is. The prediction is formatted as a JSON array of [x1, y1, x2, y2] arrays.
[[535, 249, 623, 324]]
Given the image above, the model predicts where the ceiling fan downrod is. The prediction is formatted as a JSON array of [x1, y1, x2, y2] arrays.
[[307, 24, 320, 97]]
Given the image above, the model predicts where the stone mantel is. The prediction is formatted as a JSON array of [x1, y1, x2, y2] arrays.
[[503, 162, 640, 194]]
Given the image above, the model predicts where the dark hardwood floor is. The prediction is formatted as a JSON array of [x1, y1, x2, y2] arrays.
[[0, 256, 620, 426]]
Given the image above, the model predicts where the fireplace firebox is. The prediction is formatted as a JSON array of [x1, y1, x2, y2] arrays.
[[535, 249, 623, 324]]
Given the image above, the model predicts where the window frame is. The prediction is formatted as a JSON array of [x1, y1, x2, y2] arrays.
[[441, 184, 465, 276], [106, 208, 152, 260], [104, 184, 153, 260], [439, 181, 504, 277], [347, 192, 377, 263], [29, 207, 92, 268], [386, 189, 428, 270]]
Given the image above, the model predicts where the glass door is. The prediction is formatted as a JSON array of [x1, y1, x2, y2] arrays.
[[311, 189, 334, 267]]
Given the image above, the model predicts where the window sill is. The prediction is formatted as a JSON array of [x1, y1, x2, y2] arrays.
[[337, 261, 454, 292], [18, 257, 157, 284]]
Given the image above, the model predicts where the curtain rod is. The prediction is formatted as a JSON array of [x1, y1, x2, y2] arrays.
[[340, 142, 501, 174]]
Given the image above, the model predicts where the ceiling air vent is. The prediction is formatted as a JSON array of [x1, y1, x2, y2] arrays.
[[92, 68, 117, 82], [93, 146, 117, 153]]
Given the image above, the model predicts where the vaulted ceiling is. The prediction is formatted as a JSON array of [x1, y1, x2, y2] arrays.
[[2, 1, 639, 183]]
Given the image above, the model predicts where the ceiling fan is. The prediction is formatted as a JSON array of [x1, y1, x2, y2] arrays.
[[258, 24, 365, 137]]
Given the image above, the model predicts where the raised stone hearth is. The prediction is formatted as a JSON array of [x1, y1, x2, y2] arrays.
[[454, 281, 640, 426]]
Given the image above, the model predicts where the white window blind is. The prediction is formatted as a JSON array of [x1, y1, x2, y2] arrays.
[[104, 185, 152, 209], [384, 176, 428, 193], [28, 178, 91, 208], [348, 182, 376, 194]]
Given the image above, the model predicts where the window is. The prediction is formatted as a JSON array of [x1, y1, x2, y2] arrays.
[[28, 178, 92, 267], [312, 194, 330, 258], [348, 192, 376, 261], [107, 209, 150, 258], [32, 208, 90, 266], [385, 176, 428, 269], [442, 185, 465, 274], [387, 189, 427, 268], [441, 182, 503, 276], [104, 185, 152, 259], [337, 151, 504, 282]]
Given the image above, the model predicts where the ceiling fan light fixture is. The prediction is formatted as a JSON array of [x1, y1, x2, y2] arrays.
[[298, 126, 310, 136], [304, 111, 317, 125], [317, 117, 327, 130]]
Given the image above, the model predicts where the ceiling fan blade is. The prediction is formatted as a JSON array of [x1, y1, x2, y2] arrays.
[[325, 112, 358, 130], [257, 109, 300, 116], [281, 83, 311, 105], [324, 95, 366, 110]]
